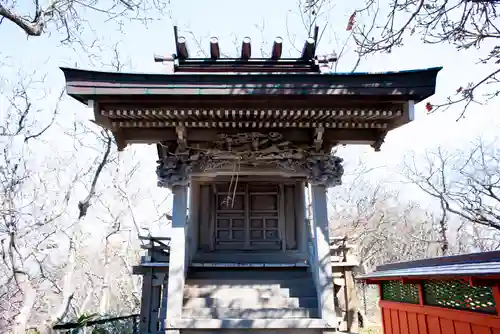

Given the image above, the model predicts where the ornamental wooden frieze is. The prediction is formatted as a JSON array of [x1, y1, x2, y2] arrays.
[[156, 132, 344, 188]]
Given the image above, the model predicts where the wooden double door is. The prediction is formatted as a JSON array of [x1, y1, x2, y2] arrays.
[[212, 182, 283, 251]]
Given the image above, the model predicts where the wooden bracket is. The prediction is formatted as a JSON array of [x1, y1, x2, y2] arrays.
[[175, 124, 187, 152], [314, 126, 324, 151], [371, 130, 387, 152]]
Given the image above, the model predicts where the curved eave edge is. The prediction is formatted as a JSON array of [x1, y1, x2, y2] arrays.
[[60, 66, 441, 85], [60, 65, 440, 105], [324, 66, 442, 76], [60, 65, 442, 78]]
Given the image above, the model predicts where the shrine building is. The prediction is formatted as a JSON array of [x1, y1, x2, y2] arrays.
[[61, 28, 441, 334]]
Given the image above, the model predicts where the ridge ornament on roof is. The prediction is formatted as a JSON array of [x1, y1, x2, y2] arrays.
[[152, 26, 334, 73]]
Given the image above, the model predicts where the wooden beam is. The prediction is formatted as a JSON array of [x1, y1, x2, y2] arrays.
[[469, 277, 500, 287], [271, 37, 283, 60], [113, 129, 127, 151], [493, 284, 500, 316], [241, 37, 251, 60], [177, 36, 189, 60], [301, 37, 316, 60], [91, 100, 112, 130], [175, 124, 187, 151], [209, 37, 220, 59], [314, 126, 324, 151], [370, 130, 387, 152], [401, 278, 422, 284], [139, 268, 153, 333]]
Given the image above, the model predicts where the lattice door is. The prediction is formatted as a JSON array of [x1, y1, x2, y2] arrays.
[[213, 182, 282, 251]]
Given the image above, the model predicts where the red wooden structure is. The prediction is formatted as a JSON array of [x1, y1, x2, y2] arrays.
[[357, 251, 500, 334]]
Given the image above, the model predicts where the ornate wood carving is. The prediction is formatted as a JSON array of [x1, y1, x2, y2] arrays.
[[371, 131, 387, 152], [156, 131, 344, 188], [156, 155, 191, 189]]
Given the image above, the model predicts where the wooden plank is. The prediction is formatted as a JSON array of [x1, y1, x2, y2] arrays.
[[188, 181, 200, 259], [198, 185, 211, 251], [149, 284, 161, 333], [454, 321, 472, 334], [439, 318, 455, 334], [380, 301, 500, 329], [470, 325, 491, 334], [284, 184, 297, 250], [407, 312, 419, 334], [278, 183, 286, 251], [417, 313, 428, 334], [139, 270, 153, 333], [383, 308, 393, 334], [244, 183, 250, 249], [390, 309, 400, 334], [399, 310, 410, 334], [293, 181, 308, 253], [493, 284, 500, 316], [426, 316, 441, 334]]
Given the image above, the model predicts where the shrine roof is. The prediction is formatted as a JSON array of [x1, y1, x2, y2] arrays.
[[357, 251, 500, 281], [61, 66, 441, 105], [59, 28, 441, 151]]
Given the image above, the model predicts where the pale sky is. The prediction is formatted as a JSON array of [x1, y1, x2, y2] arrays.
[[1, 0, 499, 232]]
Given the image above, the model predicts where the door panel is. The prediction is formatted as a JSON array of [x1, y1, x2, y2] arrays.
[[213, 182, 282, 251], [214, 187, 246, 250]]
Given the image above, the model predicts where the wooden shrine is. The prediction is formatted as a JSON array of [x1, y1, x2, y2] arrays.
[[61, 27, 441, 334]]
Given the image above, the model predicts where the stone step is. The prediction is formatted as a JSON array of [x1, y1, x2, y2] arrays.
[[182, 307, 319, 319], [184, 285, 316, 298], [174, 318, 327, 329], [183, 296, 318, 308], [181, 330, 322, 334], [186, 277, 313, 288], [192, 252, 308, 264], [187, 268, 311, 280]]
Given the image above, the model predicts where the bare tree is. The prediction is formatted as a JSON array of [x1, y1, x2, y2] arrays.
[[404, 137, 500, 234], [0, 50, 122, 332], [331, 180, 442, 273], [0, 0, 170, 44], [345, 0, 500, 119]]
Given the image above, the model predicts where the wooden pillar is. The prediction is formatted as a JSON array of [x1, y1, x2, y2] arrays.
[[296, 181, 308, 254], [139, 268, 153, 333], [165, 184, 188, 332], [310, 184, 337, 329], [188, 181, 200, 262]]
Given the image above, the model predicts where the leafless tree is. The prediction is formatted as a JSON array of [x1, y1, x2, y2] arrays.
[[0, 41, 132, 332], [331, 179, 442, 273], [0, 0, 170, 44], [329, 175, 445, 327], [344, 0, 500, 119], [404, 137, 500, 235]]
